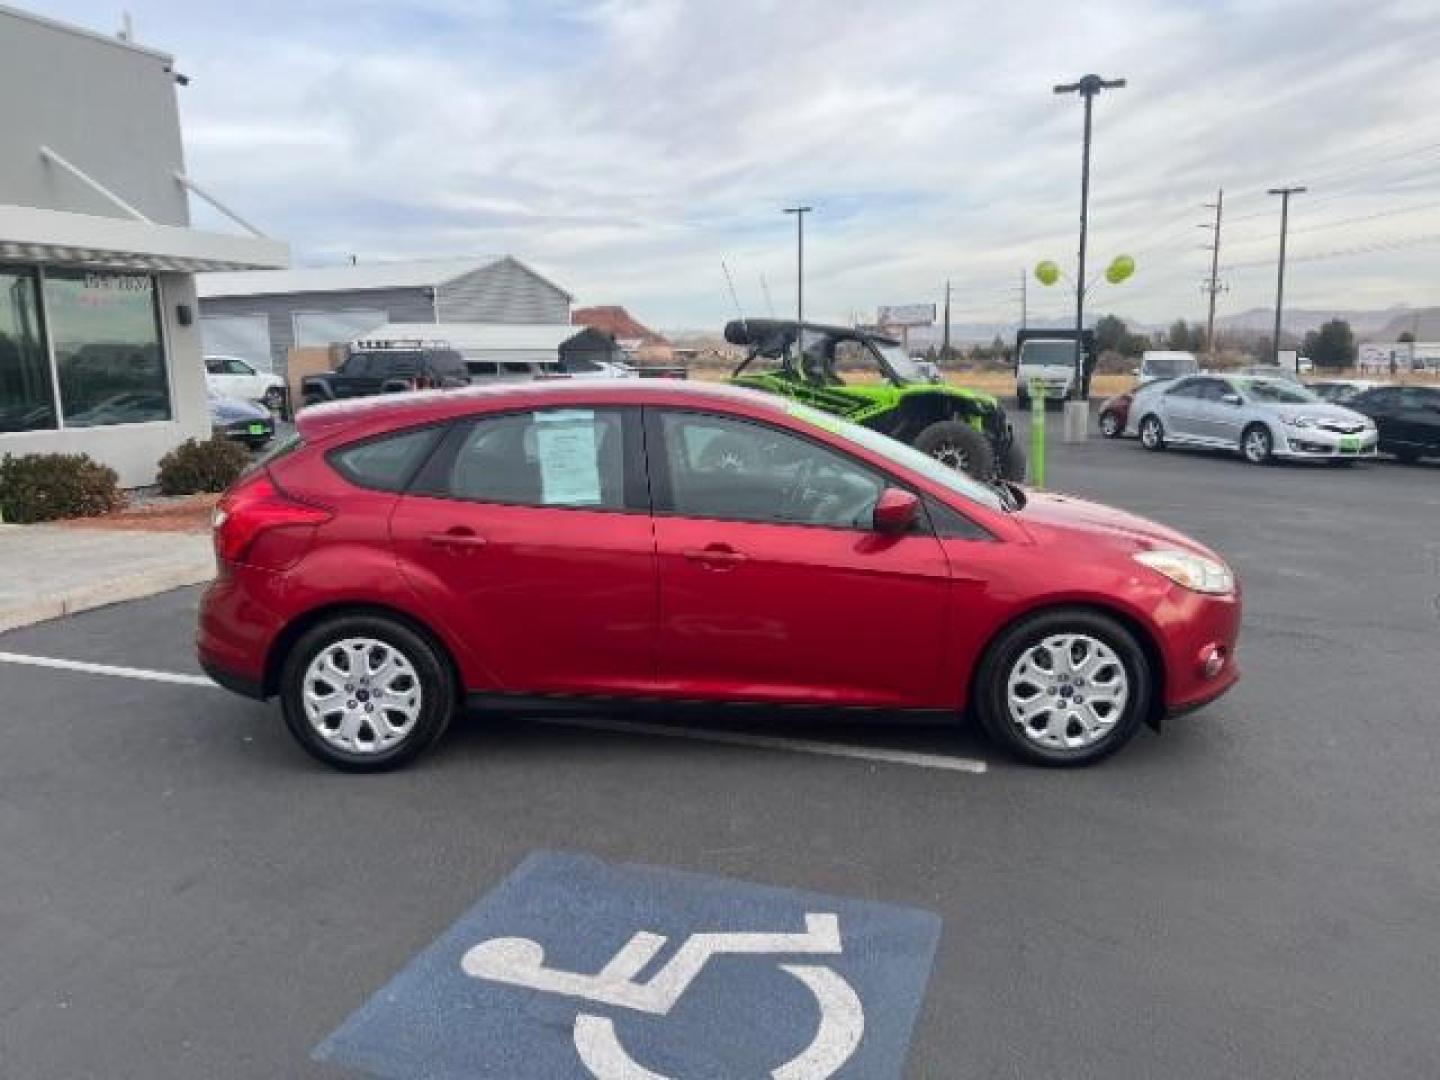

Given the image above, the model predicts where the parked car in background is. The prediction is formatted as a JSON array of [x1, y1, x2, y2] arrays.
[[1098, 378, 1176, 438], [199, 380, 1240, 772], [1136, 375, 1376, 464], [209, 391, 273, 449], [1345, 384, 1440, 463], [1309, 379, 1378, 405], [301, 340, 470, 407], [1138, 351, 1198, 382], [205, 355, 286, 410], [1120, 378, 1178, 437]]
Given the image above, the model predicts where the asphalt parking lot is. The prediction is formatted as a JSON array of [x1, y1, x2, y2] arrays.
[[2, 427, 1439, 1079]]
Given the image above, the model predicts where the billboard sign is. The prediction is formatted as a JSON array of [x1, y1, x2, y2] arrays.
[[877, 304, 936, 328]]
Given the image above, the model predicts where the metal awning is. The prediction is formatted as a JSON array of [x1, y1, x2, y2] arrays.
[[0, 204, 288, 273]]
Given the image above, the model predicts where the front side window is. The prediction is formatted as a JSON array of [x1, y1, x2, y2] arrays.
[[46, 270, 171, 427], [439, 408, 626, 510], [0, 267, 56, 432], [225, 358, 254, 376], [658, 411, 886, 529]]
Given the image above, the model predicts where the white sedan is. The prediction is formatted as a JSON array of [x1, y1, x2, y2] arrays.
[[205, 355, 285, 409]]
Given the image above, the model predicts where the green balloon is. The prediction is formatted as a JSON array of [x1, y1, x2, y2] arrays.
[[1034, 260, 1061, 286], [1106, 254, 1135, 284]]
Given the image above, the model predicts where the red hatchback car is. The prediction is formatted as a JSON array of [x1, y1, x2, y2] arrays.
[[198, 381, 1240, 771]]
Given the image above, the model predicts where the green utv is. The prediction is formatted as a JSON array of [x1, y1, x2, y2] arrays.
[[725, 319, 1026, 481]]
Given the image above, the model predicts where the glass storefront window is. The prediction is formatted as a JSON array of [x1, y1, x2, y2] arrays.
[[0, 267, 57, 432], [45, 269, 172, 427]]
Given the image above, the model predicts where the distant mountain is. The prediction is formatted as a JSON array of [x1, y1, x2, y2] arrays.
[[1213, 305, 1433, 339]]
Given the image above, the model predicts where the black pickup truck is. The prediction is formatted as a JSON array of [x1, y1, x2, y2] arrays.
[[300, 344, 470, 406]]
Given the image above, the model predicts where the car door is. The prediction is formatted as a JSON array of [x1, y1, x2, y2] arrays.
[[389, 406, 659, 696], [1358, 388, 1405, 449], [1203, 377, 1246, 445], [1396, 387, 1440, 450], [336, 353, 383, 399], [1159, 378, 1207, 441], [646, 408, 952, 709]]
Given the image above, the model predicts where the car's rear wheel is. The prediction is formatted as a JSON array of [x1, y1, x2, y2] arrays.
[[914, 420, 995, 479], [974, 609, 1152, 766], [1139, 415, 1165, 451], [1098, 410, 1122, 438], [1241, 423, 1273, 465], [280, 614, 455, 772]]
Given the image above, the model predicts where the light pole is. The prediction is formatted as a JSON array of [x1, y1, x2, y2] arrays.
[[783, 206, 811, 361], [1268, 186, 1305, 367], [1053, 74, 1125, 440]]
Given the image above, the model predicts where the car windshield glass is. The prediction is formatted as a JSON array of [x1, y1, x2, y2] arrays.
[[1236, 378, 1316, 404], [1019, 340, 1075, 366], [782, 402, 1005, 512], [874, 343, 928, 383]]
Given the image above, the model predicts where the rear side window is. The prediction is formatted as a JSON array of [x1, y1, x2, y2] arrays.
[[329, 426, 444, 492]]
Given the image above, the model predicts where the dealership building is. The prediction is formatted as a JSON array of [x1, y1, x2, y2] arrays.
[[0, 5, 287, 486]]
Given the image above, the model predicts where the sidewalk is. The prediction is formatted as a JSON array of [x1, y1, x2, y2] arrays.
[[0, 523, 215, 633]]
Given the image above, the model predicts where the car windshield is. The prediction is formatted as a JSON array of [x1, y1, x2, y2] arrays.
[[1019, 340, 1077, 367], [1145, 355, 1196, 376], [782, 401, 1006, 512], [1236, 378, 1317, 404], [873, 343, 930, 384]]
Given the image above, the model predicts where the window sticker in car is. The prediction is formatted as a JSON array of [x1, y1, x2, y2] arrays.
[[535, 409, 603, 506]]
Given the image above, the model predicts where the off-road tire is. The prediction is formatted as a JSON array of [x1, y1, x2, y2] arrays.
[[913, 420, 995, 479]]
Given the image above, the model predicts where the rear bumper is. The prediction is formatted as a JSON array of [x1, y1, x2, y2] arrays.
[[196, 567, 285, 699]]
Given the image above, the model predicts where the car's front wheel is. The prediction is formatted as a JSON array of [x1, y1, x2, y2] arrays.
[[1098, 410, 1122, 438], [1241, 423, 1273, 465], [973, 609, 1152, 766], [280, 614, 455, 771], [1139, 415, 1165, 451], [262, 386, 285, 411], [914, 420, 995, 479]]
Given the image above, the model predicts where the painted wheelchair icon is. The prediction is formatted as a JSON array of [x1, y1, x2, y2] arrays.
[[461, 912, 864, 1079]]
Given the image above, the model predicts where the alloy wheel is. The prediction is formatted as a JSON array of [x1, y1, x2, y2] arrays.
[[302, 637, 423, 754], [1005, 633, 1130, 752], [1244, 428, 1271, 463], [930, 441, 969, 471]]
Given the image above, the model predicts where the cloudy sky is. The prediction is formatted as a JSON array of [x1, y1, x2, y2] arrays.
[[34, 0, 1440, 331]]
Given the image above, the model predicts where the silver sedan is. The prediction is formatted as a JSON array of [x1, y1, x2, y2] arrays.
[[1133, 374, 1378, 464]]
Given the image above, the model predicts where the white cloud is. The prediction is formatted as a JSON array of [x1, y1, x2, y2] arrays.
[[35, 0, 1440, 330]]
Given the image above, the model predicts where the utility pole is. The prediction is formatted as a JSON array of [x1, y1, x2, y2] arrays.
[[1268, 186, 1305, 365], [1054, 73, 1125, 442], [1200, 188, 1224, 365], [783, 206, 812, 361], [1019, 267, 1028, 329], [941, 280, 952, 361]]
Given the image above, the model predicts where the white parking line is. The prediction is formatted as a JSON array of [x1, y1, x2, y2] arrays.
[[0, 650, 217, 688], [538, 717, 988, 774], [0, 651, 988, 775]]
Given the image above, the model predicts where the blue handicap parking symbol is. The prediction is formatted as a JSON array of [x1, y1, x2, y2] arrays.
[[314, 851, 941, 1078]]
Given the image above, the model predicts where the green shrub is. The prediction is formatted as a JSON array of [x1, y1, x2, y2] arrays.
[[0, 452, 123, 524], [156, 437, 251, 496]]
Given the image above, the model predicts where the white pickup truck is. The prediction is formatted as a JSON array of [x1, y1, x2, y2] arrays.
[[1015, 330, 1094, 404]]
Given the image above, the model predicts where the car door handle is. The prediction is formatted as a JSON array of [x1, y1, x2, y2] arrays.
[[682, 544, 747, 569], [424, 527, 487, 550]]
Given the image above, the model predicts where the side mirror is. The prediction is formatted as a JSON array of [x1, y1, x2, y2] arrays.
[[1221, 393, 1242, 406], [872, 487, 920, 534]]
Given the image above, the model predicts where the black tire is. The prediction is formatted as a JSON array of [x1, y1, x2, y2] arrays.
[[1241, 423, 1273, 465], [1138, 414, 1165, 451], [262, 387, 285, 411], [999, 440, 1028, 482], [1098, 410, 1122, 439], [280, 614, 456, 772], [914, 420, 995, 479], [972, 608, 1152, 767], [1016, 387, 1030, 409], [1391, 448, 1421, 464]]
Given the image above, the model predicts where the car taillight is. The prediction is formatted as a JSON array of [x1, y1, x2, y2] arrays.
[[213, 472, 332, 564]]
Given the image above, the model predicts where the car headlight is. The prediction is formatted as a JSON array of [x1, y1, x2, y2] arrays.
[[1282, 415, 1317, 428], [1134, 550, 1234, 595]]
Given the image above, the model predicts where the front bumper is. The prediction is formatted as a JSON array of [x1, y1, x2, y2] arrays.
[[1277, 426, 1377, 459], [1158, 588, 1242, 716]]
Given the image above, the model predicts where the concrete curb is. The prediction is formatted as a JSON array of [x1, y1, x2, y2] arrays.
[[0, 560, 215, 634]]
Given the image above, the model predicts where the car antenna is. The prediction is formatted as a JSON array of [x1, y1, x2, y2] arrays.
[[721, 259, 749, 338]]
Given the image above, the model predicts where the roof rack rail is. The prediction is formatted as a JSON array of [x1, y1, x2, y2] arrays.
[[352, 337, 453, 351]]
